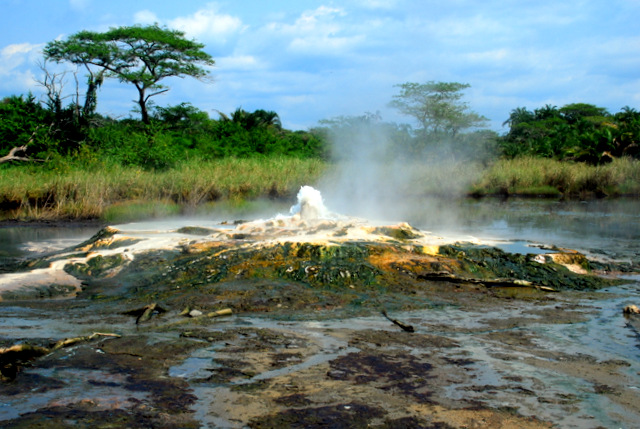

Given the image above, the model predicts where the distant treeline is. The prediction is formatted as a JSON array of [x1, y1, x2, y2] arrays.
[[1, 93, 640, 170], [3, 25, 637, 170], [0, 95, 327, 169], [499, 103, 640, 164]]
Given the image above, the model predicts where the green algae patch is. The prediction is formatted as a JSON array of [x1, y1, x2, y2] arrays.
[[64, 254, 127, 279], [435, 243, 622, 290], [6, 218, 629, 319], [57, 234, 626, 318], [369, 225, 423, 240], [73, 226, 119, 247], [176, 226, 217, 236], [56, 235, 623, 321]]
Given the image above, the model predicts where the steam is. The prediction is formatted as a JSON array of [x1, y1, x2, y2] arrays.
[[316, 116, 486, 226]]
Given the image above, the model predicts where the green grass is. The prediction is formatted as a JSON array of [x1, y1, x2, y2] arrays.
[[0, 157, 326, 221], [470, 156, 640, 198], [1, 155, 639, 221]]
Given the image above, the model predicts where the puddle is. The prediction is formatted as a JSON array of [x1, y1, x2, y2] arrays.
[[488, 240, 553, 255]]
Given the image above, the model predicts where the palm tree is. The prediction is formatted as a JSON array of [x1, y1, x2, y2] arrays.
[[251, 109, 282, 130], [221, 108, 282, 131]]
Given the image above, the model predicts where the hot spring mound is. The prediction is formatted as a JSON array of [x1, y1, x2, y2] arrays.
[[2, 215, 622, 312]]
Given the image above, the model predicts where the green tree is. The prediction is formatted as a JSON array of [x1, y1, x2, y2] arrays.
[[499, 103, 640, 163], [613, 107, 640, 158], [219, 108, 283, 131], [389, 81, 487, 138], [558, 103, 609, 124], [153, 102, 210, 130], [44, 24, 215, 124]]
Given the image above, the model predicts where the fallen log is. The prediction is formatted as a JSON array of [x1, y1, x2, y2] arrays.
[[207, 308, 233, 318], [381, 309, 414, 333], [51, 332, 121, 351], [0, 126, 47, 164], [123, 302, 167, 324]]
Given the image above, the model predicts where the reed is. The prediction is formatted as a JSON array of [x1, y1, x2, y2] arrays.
[[471, 156, 640, 197], [1, 156, 638, 221], [0, 157, 326, 221]]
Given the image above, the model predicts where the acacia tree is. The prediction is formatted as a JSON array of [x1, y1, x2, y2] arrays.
[[389, 81, 487, 138], [44, 24, 215, 124]]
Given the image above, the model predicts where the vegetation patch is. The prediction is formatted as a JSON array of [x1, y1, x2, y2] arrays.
[[64, 254, 127, 279]]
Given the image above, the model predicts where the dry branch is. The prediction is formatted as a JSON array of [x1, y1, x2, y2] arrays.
[[0, 126, 47, 164], [0, 145, 32, 164]]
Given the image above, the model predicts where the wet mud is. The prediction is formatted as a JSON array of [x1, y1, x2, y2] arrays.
[[1, 220, 640, 428]]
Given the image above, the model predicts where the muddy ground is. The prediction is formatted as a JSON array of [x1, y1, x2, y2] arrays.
[[1, 278, 639, 429], [1, 219, 640, 428]]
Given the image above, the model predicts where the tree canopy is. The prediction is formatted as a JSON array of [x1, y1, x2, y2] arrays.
[[499, 103, 640, 163], [389, 81, 487, 138], [44, 24, 215, 123]]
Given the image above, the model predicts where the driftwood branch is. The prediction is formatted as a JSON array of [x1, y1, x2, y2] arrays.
[[0, 145, 32, 164], [0, 126, 47, 164]]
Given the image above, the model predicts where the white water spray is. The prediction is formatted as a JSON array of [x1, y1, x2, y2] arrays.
[[289, 186, 332, 220]]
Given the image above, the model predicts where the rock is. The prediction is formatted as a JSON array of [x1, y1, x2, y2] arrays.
[[189, 309, 203, 317]]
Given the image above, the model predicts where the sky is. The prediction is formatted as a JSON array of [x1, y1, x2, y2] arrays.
[[2, 0, 640, 132]]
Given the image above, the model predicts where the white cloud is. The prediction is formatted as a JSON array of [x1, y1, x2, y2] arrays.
[[265, 6, 363, 55], [351, 0, 399, 10], [217, 55, 261, 71], [168, 3, 245, 43], [134, 10, 159, 25], [2, 43, 37, 57], [0, 43, 42, 74], [69, 0, 90, 11], [0, 43, 44, 94], [288, 33, 364, 54]]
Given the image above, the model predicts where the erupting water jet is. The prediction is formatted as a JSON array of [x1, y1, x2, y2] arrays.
[[289, 185, 333, 221]]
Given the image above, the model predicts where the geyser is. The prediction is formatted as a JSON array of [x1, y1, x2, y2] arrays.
[[289, 185, 332, 221]]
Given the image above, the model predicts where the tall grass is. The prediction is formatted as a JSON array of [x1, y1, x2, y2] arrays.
[[2, 156, 639, 221], [0, 157, 325, 221], [471, 156, 640, 197]]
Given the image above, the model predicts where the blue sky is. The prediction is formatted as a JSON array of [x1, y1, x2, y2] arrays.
[[2, 0, 639, 131]]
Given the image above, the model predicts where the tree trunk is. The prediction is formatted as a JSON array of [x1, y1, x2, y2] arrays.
[[82, 69, 104, 118], [138, 88, 150, 124]]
